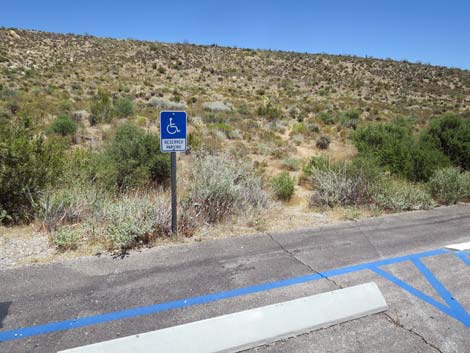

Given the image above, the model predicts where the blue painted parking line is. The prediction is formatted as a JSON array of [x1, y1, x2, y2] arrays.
[[371, 256, 470, 326], [1, 248, 469, 343], [455, 251, 470, 267]]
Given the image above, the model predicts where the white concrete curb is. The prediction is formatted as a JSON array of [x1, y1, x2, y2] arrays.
[[59, 282, 388, 353], [445, 242, 470, 251]]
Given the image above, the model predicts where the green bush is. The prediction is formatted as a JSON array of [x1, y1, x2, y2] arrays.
[[113, 96, 134, 118], [188, 130, 202, 152], [0, 117, 65, 224], [90, 89, 112, 124], [99, 124, 170, 190], [52, 227, 80, 250], [422, 114, 470, 170], [272, 172, 295, 201], [318, 112, 336, 125], [303, 155, 333, 176], [352, 120, 450, 181], [291, 123, 307, 135], [48, 114, 78, 136], [373, 179, 434, 211], [257, 101, 284, 121], [428, 167, 470, 204]]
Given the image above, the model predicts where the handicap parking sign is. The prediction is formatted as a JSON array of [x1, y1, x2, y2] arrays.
[[160, 111, 187, 152]]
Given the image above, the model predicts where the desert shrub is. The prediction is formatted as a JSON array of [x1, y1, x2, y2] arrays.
[[373, 179, 434, 211], [99, 124, 170, 190], [282, 157, 301, 171], [339, 110, 360, 129], [188, 130, 202, 152], [51, 226, 80, 250], [209, 123, 233, 138], [303, 155, 333, 177], [0, 116, 65, 224], [272, 172, 295, 201], [135, 115, 148, 127], [90, 89, 113, 124], [103, 192, 171, 250], [257, 101, 284, 121], [288, 106, 301, 120], [422, 114, 470, 170], [352, 120, 450, 181], [316, 135, 331, 149], [36, 182, 101, 231], [113, 96, 134, 118], [310, 169, 369, 207], [48, 114, 78, 136], [318, 112, 336, 125], [306, 123, 320, 134], [41, 186, 175, 252], [309, 158, 380, 207], [183, 153, 269, 223], [428, 167, 470, 204], [291, 123, 307, 135]]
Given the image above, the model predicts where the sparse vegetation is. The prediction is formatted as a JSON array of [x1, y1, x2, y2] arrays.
[[0, 28, 469, 258]]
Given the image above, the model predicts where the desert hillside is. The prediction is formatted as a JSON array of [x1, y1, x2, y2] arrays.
[[1, 27, 469, 266], [1, 28, 469, 121]]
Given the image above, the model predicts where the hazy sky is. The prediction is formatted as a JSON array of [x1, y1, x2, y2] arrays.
[[1, 0, 469, 69]]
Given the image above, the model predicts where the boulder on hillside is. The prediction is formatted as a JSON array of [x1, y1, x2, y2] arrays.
[[203, 101, 233, 112], [147, 97, 187, 110], [9, 30, 20, 39]]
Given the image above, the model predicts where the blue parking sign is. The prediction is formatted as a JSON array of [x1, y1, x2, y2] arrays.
[[160, 111, 187, 152]]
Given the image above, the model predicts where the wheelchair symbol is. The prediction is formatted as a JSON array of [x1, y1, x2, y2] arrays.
[[166, 117, 181, 135]]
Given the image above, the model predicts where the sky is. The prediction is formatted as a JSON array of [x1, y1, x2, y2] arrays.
[[1, 0, 469, 70]]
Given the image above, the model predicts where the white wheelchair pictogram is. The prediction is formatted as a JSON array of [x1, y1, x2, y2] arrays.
[[166, 117, 181, 135]]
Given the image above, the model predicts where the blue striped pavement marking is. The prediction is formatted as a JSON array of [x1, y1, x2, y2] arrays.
[[1, 247, 469, 343], [455, 251, 470, 267]]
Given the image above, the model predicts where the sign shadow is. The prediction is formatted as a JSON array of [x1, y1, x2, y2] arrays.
[[0, 301, 11, 329]]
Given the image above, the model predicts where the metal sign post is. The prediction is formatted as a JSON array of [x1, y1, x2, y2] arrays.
[[160, 111, 187, 236], [170, 151, 177, 235]]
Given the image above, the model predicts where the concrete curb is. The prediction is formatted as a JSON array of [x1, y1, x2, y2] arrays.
[[445, 242, 470, 251], [59, 282, 388, 353]]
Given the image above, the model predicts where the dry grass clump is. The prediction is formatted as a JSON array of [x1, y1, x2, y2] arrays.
[[182, 153, 269, 224], [38, 186, 175, 252]]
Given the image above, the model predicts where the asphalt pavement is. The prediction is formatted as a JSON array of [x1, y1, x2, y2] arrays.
[[1, 204, 470, 353]]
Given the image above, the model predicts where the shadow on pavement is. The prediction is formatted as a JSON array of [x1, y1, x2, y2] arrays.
[[0, 302, 11, 328]]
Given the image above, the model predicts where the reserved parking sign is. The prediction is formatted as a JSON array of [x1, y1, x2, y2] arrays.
[[160, 111, 187, 152]]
